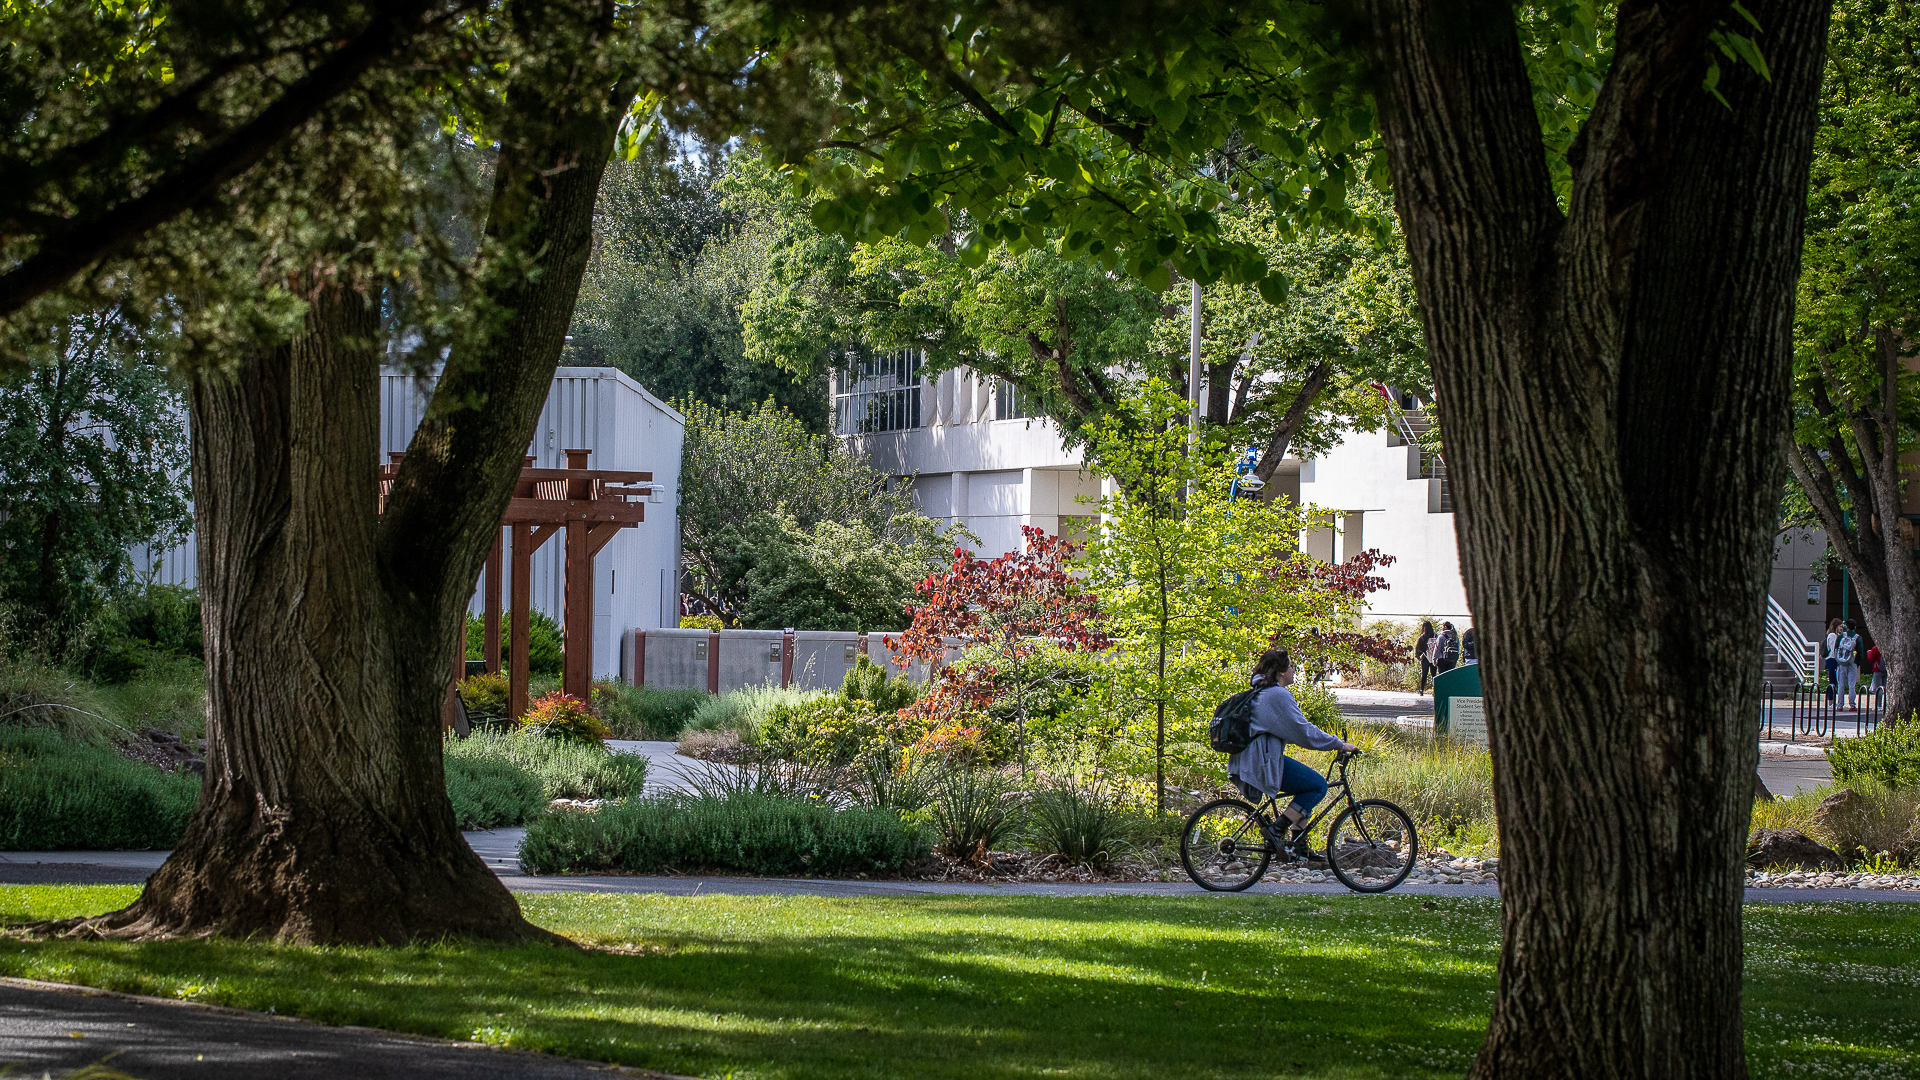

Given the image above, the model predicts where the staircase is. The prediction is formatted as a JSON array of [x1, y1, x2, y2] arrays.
[[1763, 596, 1819, 689], [1387, 408, 1452, 514]]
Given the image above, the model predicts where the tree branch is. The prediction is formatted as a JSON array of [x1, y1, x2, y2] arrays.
[[0, 0, 445, 318], [1252, 359, 1334, 487]]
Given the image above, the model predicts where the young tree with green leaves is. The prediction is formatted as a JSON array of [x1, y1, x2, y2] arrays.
[[1787, 0, 1920, 721], [0, 310, 190, 655], [1082, 380, 1396, 811]]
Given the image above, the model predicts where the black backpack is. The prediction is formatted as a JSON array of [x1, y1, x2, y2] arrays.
[[1209, 688, 1264, 754]]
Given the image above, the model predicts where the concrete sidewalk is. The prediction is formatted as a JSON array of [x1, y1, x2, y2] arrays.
[[0, 978, 681, 1079]]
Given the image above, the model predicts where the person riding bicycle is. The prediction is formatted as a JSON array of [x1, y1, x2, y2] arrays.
[[1227, 647, 1358, 859]]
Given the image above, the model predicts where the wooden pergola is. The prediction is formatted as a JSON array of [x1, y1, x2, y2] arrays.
[[383, 449, 652, 721]]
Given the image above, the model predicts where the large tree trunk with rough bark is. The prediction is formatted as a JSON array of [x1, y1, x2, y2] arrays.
[[70, 0, 629, 945], [1359, 2, 1829, 1077], [1786, 334, 1920, 722]]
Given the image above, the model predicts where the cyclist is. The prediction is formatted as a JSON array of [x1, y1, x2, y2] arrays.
[[1228, 647, 1358, 858]]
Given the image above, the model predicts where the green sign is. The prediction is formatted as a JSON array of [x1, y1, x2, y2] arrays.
[[1433, 664, 1482, 737]]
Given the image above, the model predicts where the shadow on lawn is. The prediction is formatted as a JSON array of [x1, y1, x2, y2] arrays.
[[0, 894, 1496, 1080]]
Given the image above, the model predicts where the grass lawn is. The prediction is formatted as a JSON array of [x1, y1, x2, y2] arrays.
[[1, 887, 1915, 1079]]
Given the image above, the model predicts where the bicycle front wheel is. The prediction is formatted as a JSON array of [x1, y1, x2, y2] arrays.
[[1180, 799, 1274, 892], [1326, 799, 1418, 893]]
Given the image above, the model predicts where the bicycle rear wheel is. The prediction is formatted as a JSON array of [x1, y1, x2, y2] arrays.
[[1180, 799, 1274, 892], [1325, 799, 1418, 893]]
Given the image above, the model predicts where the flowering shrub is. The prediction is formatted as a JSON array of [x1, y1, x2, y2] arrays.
[[517, 692, 611, 747]]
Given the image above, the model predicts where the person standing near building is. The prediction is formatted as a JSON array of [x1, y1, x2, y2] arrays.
[[1824, 618, 1843, 702], [1460, 626, 1477, 666], [1435, 621, 1461, 676], [1865, 642, 1884, 704], [1835, 621, 1862, 710], [1414, 620, 1437, 694]]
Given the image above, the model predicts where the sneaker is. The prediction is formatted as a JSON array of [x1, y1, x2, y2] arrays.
[[1278, 834, 1317, 862]]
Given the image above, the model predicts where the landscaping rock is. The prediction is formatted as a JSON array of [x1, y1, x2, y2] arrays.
[[1746, 828, 1843, 871], [1814, 788, 1873, 832]]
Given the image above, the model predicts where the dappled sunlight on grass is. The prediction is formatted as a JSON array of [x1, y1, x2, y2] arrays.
[[0, 887, 1912, 1079]]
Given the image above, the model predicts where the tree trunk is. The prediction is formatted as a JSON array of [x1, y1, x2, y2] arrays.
[[1360, 2, 1829, 1077], [68, 0, 630, 946], [1785, 333, 1920, 721]]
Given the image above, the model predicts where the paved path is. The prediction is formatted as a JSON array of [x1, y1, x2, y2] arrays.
[[1759, 753, 1834, 797], [0, 978, 679, 1079]]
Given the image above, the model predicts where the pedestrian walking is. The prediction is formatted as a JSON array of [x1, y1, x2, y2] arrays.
[[1414, 620, 1437, 694], [1866, 643, 1885, 703], [1435, 621, 1461, 675], [1824, 618, 1843, 702], [1460, 626, 1477, 666], [1836, 622, 1862, 710]]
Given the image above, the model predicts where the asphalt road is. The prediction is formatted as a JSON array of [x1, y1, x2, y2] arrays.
[[0, 979, 682, 1080]]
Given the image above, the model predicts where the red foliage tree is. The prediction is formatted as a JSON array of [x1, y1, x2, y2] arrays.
[[885, 527, 1109, 770], [1267, 548, 1406, 673]]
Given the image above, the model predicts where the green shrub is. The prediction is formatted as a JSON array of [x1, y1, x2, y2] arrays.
[[1830, 721, 1920, 790], [517, 792, 931, 876], [445, 730, 646, 801], [457, 671, 510, 721], [92, 657, 205, 738], [444, 754, 546, 830], [763, 696, 907, 768], [1291, 681, 1346, 737], [593, 681, 707, 739], [1029, 782, 1126, 868], [930, 767, 1024, 859], [0, 727, 199, 849], [839, 655, 919, 713], [76, 584, 205, 684], [466, 611, 564, 675]]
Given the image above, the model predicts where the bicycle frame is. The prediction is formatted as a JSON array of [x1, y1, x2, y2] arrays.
[[1249, 752, 1361, 847]]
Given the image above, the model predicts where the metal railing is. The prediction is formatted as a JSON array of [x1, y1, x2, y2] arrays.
[[1761, 679, 1887, 743], [1763, 595, 1819, 686]]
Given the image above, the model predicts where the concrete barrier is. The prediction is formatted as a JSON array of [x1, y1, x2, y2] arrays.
[[624, 627, 960, 694], [792, 630, 859, 691]]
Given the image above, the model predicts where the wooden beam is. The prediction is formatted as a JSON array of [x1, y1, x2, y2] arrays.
[[501, 498, 647, 525], [527, 522, 563, 553], [563, 518, 592, 701], [587, 520, 629, 557], [510, 522, 532, 721], [515, 467, 652, 484]]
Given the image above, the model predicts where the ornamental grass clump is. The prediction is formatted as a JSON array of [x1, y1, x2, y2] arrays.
[[930, 767, 1025, 859], [592, 681, 707, 739], [1029, 781, 1127, 868], [517, 791, 931, 876]]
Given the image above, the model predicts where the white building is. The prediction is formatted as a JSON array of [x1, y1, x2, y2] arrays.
[[835, 352, 1104, 557], [139, 365, 684, 680]]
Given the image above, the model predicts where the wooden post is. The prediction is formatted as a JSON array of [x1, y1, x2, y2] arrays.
[[483, 532, 502, 674], [631, 629, 646, 687], [781, 630, 794, 688], [563, 517, 591, 701], [707, 629, 720, 694], [510, 521, 532, 721]]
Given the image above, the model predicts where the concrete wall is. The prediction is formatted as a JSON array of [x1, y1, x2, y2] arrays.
[[625, 628, 950, 692], [1298, 426, 1471, 626]]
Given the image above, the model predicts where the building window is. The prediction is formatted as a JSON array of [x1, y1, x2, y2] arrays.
[[994, 379, 1026, 421], [834, 350, 923, 435]]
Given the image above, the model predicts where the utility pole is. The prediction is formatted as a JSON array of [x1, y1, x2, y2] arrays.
[[1188, 280, 1202, 434]]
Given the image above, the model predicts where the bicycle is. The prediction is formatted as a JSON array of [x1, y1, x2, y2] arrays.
[[1179, 749, 1420, 893]]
